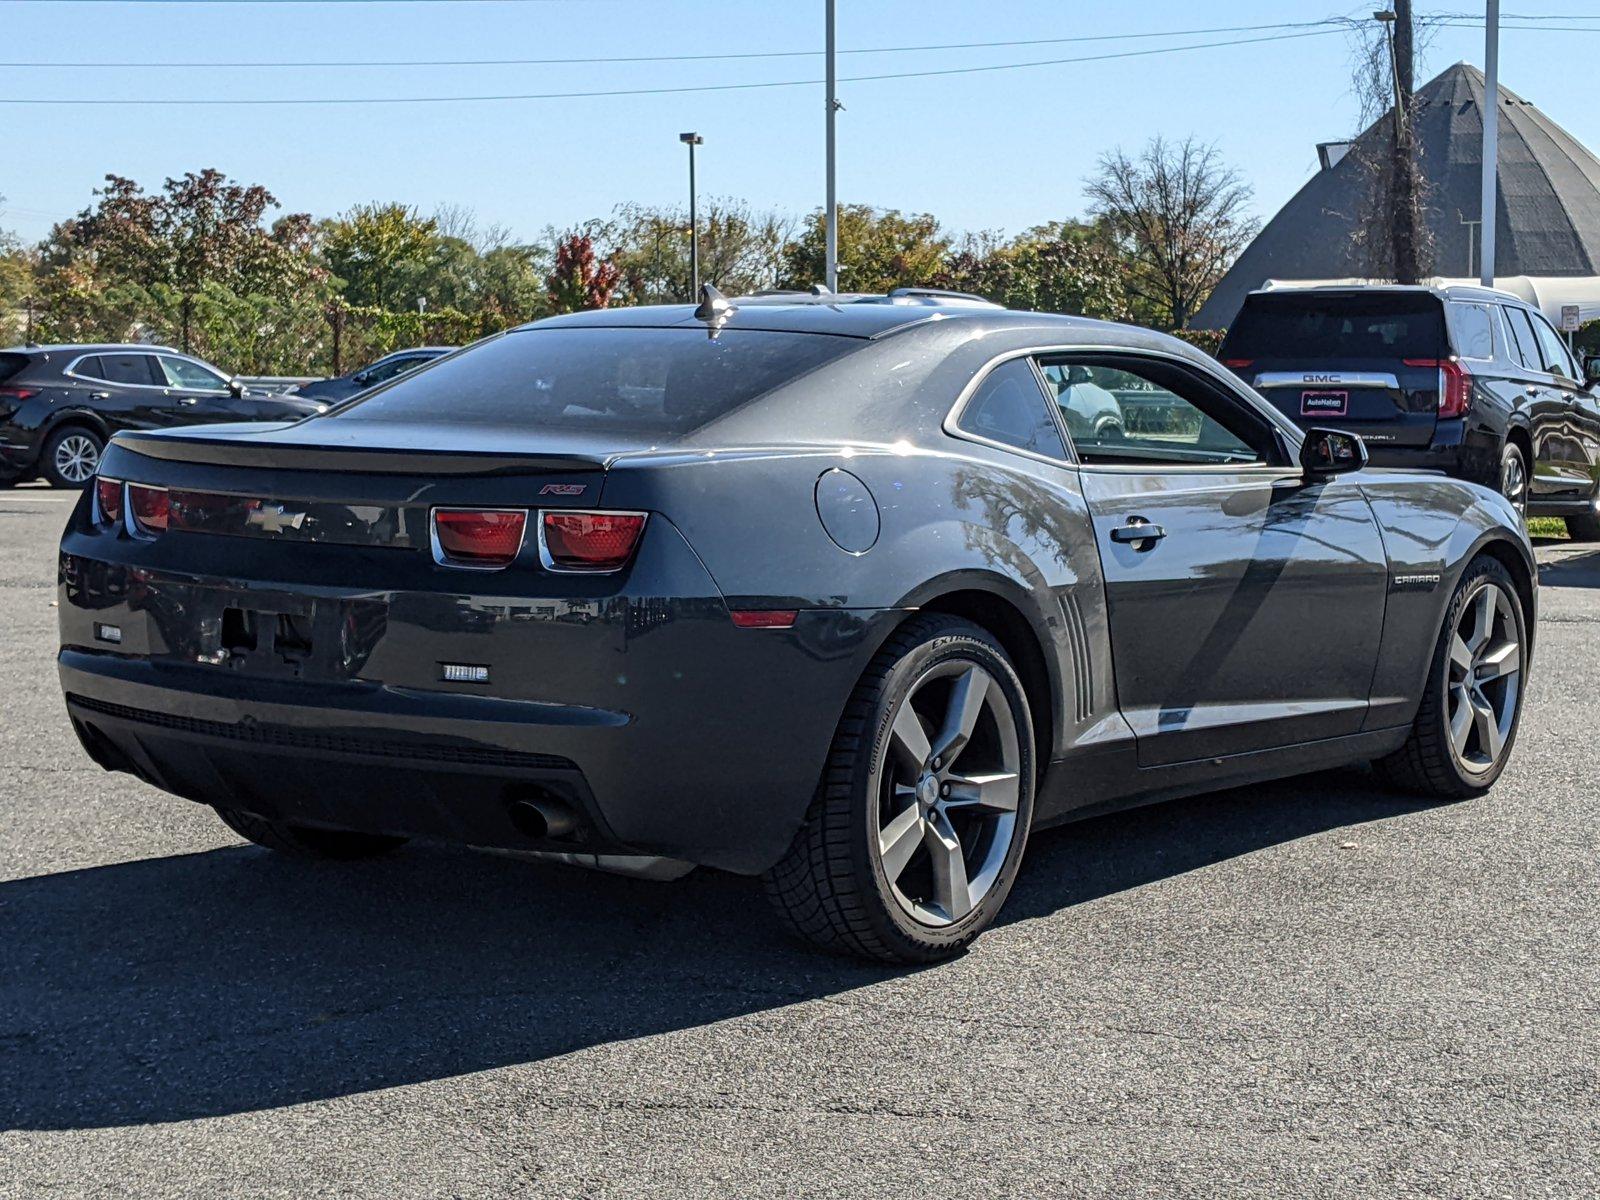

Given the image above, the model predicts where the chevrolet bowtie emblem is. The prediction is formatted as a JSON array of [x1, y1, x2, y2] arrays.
[[246, 504, 308, 534]]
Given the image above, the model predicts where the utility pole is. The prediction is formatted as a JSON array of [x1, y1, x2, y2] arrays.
[[1383, 1, 1422, 284], [1481, 0, 1500, 286], [680, 132, 703, 295], [824, 0, 838, 293]]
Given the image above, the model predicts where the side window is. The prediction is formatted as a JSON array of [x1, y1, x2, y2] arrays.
[[367, 356, 422, 384], [1448, 302, 1495, 360], [1529, 313, 1577, 380], [956, 358, 1067, 460], [1502, 306, 1537, 369], [158, 356, 229, 391], [87, 353, 160, 386], [1038, 355, 1273, 467]]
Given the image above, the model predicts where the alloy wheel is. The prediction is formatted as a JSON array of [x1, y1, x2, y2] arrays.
[[1501, 449, 1528, 517], [1446, 582, 1522, 775], [53, 435, 100, 484], [875, 661, 1022, 926]]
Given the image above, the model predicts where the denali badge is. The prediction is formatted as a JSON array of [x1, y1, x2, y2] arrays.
[[539, 483, 587, 496], [246, 503, 308, 534]]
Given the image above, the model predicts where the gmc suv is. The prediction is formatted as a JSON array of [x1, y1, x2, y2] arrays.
[[1219, 283, 1600, 538]]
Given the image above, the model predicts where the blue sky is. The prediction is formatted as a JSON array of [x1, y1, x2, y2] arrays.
[[3, 1, 1598, 247]]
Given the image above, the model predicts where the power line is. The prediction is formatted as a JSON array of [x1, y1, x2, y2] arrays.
[[0, 27, 1345, 105], [2, 19, 1346, 69]]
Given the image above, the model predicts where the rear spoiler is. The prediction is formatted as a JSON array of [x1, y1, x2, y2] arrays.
[[109, 429, 611, 477]]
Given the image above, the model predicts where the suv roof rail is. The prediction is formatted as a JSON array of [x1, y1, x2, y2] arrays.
[[885, 286, 998, 306]]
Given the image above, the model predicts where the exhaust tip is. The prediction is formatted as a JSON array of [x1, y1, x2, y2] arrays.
[[506, 791, 580, 842]]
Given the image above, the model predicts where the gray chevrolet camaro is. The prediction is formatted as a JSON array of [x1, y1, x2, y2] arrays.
[[58, 289, 1536, 962]]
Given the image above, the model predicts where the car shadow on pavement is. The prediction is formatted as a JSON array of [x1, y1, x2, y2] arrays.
[[2, 771, 1432, 1131], [1533, 540, 1600, 588]]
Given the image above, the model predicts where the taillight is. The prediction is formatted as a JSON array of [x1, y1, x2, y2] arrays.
[[127, 484, 170, 535], [730, 609, 798, 629], [0, 385, 38, 404], [95, 477, 123, 525], [540, 510, 647, 573], [433, 508, 528, 567], [1404, 357, 1472, 419], [1221, 358, 1253, 370]]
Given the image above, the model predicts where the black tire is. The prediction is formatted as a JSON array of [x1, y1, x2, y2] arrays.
[[213, 806, 408, 859], [762, 614, 1036, 963], [1564, 491, 1600, 541], [1499, 439, 1529, 520], [40, 425, 105, 489], [1377, 555, 1527, 799]]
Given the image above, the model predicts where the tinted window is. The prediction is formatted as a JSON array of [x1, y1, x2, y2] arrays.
[[0, 352, 28, 384], [159, 356, 228, 390], [1222, 293, 1447, 359], [333, 328, 859, 435], [1448, 302, 1495, 360], [957, 359, 1067, 460], [362, 355, 425, 384], [1529, 313, 1577, 379], [1041, 355, 1271, 467], [1502, 306, 1538, 369], [84, 353, 158, 386]]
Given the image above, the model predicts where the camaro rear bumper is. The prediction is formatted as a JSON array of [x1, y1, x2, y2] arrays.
[[58, 524, 901, 875]]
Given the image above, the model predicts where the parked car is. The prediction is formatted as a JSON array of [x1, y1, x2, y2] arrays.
[[59, 290, 1535, 962], [1219, 283, 1600, 538], [288, 346, 456, 403], [0, 344, 326, 488]]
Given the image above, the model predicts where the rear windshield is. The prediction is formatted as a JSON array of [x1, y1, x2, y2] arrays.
[[0, 352, 29, 384], [1222, 294, 1447, 360], [330, 326, 860, 435]]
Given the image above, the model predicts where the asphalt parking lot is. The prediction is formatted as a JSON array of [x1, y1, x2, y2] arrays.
[[1, 482, 1596, 1199]]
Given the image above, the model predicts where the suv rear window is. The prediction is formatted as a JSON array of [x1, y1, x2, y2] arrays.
[[0, 352, 28, 384], [332, 327, 860, 435], [1222, 293, 1447, 360]]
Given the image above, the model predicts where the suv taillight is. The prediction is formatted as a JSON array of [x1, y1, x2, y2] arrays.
[[540, 510, 647, 573], [1405, 357, 1472, 419], [0, 386, 37, 402], [95, 477, 123, 525]]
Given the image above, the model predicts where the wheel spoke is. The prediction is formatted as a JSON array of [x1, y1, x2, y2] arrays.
[[878, 803, 925, 883], [1470, 689, 1504, 761], [944, 771, 1020, 813], [1468, 589, 1495, 652], [891, 704, 932, 771], [1477, 639, 1521, 681], [923, 813, 972, 920], [1449, 632, 1474, 676], [1449, 685, 1474, 756], [930, 666, 989, 767]]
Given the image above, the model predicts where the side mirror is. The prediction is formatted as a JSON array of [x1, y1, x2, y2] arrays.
[[1300, 427, 1368, 478], [227, 377, 246, 398], [1584, 355, 1600, 387], [351, 370, 370, 385]]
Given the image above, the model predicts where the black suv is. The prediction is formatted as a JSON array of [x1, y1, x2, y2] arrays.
[[0, 344, 325, 487], [1219, 284, 1600, 538]]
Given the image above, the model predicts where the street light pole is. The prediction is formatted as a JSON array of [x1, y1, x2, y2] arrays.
[[824, 0, 838, 293], [679, 131, 703, 296], [1481, 0, 1500, 286]]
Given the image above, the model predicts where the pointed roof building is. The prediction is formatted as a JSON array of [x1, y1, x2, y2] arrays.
[[1194, 63, 1600, 328]]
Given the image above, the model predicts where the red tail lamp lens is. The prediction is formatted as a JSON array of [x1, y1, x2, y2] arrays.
[[128, 484, 169, 534], [434, 509, 528, 566], [541, 511, 647, 572], [1406, 357, 1472, 419], [1221, 358, 1254, 370], [95, 478, 123, 524]]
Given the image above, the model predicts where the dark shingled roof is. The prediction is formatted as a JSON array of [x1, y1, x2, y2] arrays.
[[1194, 63, 1600, 328]]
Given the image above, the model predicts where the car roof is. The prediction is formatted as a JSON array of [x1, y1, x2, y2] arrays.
[[1247, 281, 1529, 307], [525, 299, 1126, 341], [0, 342, 180, 355]]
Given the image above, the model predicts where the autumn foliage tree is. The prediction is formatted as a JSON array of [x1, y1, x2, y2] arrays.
[[545, 234, 620, 314]]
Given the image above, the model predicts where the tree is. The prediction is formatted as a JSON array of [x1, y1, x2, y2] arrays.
[[545, 234, 620, 314], [936, 221, 1133, 320], [604, 199, 793, 304], [777, 205, 949, 293], [320, 203, 442, 311], [0, 200, 33, 342], [1084, 136, 1256, 329], [42, 170, 321, 350]]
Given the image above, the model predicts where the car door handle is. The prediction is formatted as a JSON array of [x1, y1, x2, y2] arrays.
[[89, 391, 110, 401], [178, 397, 199, 405], [1110, 520, 1166, 545]]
